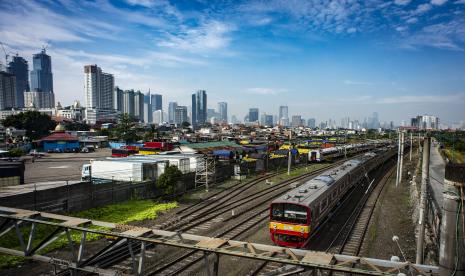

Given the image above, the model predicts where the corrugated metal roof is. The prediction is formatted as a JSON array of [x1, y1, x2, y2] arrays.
[[183, 141, 242, 150]]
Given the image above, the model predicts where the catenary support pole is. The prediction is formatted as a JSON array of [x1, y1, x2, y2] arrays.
[[410, 132, 413, 161], [416, 136, 430, 264], [396, 131, 401, 187], [399, 132, 405, 183], [287, 131, 292, 175], [439, 163, 465, 276]]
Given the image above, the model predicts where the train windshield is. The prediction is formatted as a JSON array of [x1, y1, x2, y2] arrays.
[[271, 203, 308, 224]]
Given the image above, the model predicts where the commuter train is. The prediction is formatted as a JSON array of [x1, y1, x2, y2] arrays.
[[308, 140, 389, 162], [269, 148, 394, 248]]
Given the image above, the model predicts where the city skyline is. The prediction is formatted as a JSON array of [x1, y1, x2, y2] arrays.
[[1, 1, 465, 124]]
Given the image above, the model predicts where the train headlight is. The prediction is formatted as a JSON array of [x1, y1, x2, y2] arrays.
[[273, 224, 277, 229], [300, 228, 304, 233]]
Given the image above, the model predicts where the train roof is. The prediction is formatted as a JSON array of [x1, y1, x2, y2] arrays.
[[272, 152, 378, 206]]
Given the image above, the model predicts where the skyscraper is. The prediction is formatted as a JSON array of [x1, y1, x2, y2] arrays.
[[0, 71, 16, 110], [168, 102, 178, 124], [151, 94, 162, 114], [217, 102, 228, 123], [175, 106, 188, 125], [7, 55, 29, 107], [291, 115, 302, 127], [134, 91, 144, 121], [30, 48, 53, 93], [144, 92, 152, 123], [123, 89, 135, 116], [307, 118, 316, 128], [191, 90, 207, 127], [248, 108, 259, 122], [114, 86, 124, 112], [84, 65, 114, 109], [279, 106, 288, 120]]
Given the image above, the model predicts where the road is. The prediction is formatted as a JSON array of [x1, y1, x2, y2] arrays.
[[429, 139, 445, 207]]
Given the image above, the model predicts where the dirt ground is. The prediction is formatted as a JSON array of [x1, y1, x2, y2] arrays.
[[361, 153, 418, 262]]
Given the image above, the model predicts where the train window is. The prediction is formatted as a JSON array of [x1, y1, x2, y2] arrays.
[[271, 203, 308, 224], [320, 199, 328, 212]]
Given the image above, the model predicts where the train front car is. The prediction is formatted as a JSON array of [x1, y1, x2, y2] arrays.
[[269, 202, 310, 248]]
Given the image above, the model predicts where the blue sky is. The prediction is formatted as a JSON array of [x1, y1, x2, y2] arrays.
[[1, 0, 465, 125]]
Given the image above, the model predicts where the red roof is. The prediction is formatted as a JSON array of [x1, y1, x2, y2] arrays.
[[41, 132, 78, 142]]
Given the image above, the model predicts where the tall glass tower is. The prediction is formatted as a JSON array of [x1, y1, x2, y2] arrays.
[[7, 55, 29, 107], [191, 90, 207, 127], [30, 48, 53, 93]]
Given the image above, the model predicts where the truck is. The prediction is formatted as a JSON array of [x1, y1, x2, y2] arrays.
[[81, 159, 169, 182]]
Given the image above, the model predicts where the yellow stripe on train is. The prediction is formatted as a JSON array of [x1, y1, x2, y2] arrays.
[[269, 222, 310, 234]]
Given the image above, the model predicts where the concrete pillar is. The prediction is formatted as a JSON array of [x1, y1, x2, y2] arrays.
[[396, 131, 401, 187], [416, 136, 430, 264], [439, 163, 465, 276], [399, 132, 405, 183]]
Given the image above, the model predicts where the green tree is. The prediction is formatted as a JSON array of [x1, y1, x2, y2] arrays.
[[65, 121, 90, 131], [156, 165, 182, 196], [2, 111, 56, 140], [8, 148, 24, 157], [113, 114, 139, 143]]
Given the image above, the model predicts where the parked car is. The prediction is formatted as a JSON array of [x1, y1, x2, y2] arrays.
[[81, 146, 95, 153]]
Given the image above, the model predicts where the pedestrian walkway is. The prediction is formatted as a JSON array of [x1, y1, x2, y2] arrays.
[[429, 139, 445, 207]]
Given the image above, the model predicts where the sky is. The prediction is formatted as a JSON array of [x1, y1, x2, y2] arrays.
[[1, 0, 465, 125]]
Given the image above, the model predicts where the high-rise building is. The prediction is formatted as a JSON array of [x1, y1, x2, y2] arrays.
[[144, 92, 152, 123], [411, 115, 439, 130], [291, 115, 302, 127], [217, 102, 227, 123], [279, 106, 288, 120], [24, 91, 54, 109], [168, 102, 178, 124], [7, 55, 29, 107], [151, 94, 162, 114], [84, 65, 114, 109], [248, 108, 259, 122], [175, 106, 188, 125], [0, 71, 16, 110], [134, 91, 144, 121], [153, 110, 164, 125], [264, 114, 273, 126], [30, 48, 53, 93], [191, 90, 207, 127], [123, 89, 135, 116], [307, 118, 316, 128], [113, 86, 124, 112]]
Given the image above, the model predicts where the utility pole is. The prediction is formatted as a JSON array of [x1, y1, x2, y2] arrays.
[[416, 136, 430, 264], [399, 131, 405, 183], [439, 163, 465, 276], [287, 131, 292, 175], [410, 132, 413, 161], [396, 131, 401, 187]]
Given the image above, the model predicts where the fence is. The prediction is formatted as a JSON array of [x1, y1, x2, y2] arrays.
[[425, 183, 442, 247]]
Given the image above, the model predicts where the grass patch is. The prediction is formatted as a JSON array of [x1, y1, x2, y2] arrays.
[[0, 200, 177, 269], [443, 148, 465, 164]]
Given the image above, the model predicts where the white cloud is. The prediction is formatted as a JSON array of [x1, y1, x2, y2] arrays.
[[456, 0, 465, 4], [377, 93, 465, 104], [394, 0, 412, 5], [246, 88, 287, 95], [347, 27, 357, 33], [396, 26, 408, 32], [125, 0, 157, 7], [158, 21, 235, 53], [431, 0, 448, 5], [343, 80, 373, 86], [415, 3, 432, 14], [406, 17, 418, 24]]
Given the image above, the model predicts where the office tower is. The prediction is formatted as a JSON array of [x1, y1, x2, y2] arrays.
[[207, 108, 216, 121], [168, 102, 178, 124], [24, 91, 54, 109], [0, 71, 16, 110], [412, 115, 439, 130], [307, 118, 316, 128], [84, 64, 114, 109], [291, 115, 302, 127], [175, 106, 188, 125], [231, 115, 238, 124], [153, 110, 164, 125], [113, 86, 124, 112], [7, 55, 29, 107], [191, 90, 207, 127], [123, 89, 135, 116], [279, 106, 288, 120], [30, 48, 53, 93], [134, 91, 144, 121], [264, 114, 273, 126], [248, 108, 259, 122], [217, 102, 227, 123], [144, 92, 152, 123], [151, 93, 162, 113]]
